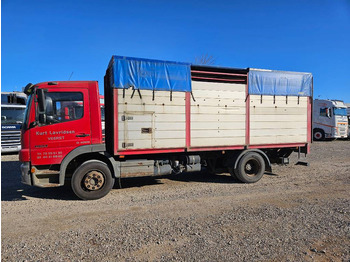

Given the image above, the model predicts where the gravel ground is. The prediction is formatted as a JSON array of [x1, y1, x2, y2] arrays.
[[1, 141, 350, 261]]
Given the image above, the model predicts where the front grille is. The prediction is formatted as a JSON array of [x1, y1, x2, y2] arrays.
[[1, 130, 21, 146]]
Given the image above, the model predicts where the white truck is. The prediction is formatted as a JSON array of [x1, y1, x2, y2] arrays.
[[312, 99, 348, 140], [346, 103, 350, 137], [1, 92, 27, 153]]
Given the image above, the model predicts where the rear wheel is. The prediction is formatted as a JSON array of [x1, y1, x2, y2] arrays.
[[71, 160, 114, 200], [235, 152, 265, 183]]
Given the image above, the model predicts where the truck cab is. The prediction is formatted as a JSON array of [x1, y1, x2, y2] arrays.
[[312, 99, 348, 140], [20, 81, 103, 187]]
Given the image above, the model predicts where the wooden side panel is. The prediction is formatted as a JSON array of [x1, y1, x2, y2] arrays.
[[190, 81, 246, 147], [250, 95, 308, 145], [118, 89, 186, 149]]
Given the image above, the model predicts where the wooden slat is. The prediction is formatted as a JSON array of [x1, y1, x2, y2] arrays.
[[191, 137, 245, 147], [191, 121, 245, 130], [250, 107, 306, 115], [192, 90, 245, 99], [120, 130, 185, 140], [191, 98, 246, 106], [192, 114, 246, 122], [250, 114, 307, 122], [119, 122, 186, 132], [191, 106, 246, 115], [250, 129, 307, 136], [119, 104, 185, 114], [191, 129, 245, 138], [251, 121, 307, 129], [192, 81, 246, 92], [250, 135, 307, 145]]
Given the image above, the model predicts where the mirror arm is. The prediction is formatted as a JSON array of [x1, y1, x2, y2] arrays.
[[29, 121, 38, 129]]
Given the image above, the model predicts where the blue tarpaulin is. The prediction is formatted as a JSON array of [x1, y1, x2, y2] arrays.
[[108, 56, 192, 92], [248, 69, 312, 97]]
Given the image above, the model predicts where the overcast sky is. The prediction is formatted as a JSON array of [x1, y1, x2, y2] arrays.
[[2, 0, 350, 102]]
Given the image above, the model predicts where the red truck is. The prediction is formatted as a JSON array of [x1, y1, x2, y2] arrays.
[[20, 56, 313, 200]]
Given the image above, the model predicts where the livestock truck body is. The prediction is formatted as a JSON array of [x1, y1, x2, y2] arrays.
[[20, 56, 313, 200]]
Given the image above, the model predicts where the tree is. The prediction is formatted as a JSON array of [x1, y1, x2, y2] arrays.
[[194, 54, 216, 65]]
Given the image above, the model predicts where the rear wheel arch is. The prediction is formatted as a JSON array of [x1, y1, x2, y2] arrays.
[[233, 149, 271, 173], [234, 152, 265, 183]]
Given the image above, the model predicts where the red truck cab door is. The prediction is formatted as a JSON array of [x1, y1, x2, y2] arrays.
[[29, 88, 91, 166]]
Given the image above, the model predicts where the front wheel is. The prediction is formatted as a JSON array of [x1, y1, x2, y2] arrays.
[[71, 160, 115, 200], [235, 152, 265, 183], [313, 129, 325, 141]]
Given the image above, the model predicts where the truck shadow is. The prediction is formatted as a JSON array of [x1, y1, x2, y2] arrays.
[[118, 169, 240, 189], [167, 170, 278, 183], [1, 160, 164, 201], [1, 160, 76, 201], [166, 171, 237, 184], [2, 160, 274, 201]]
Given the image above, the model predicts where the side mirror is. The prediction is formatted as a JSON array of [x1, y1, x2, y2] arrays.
[[37, 89, 46, 124], [37, 89, 46, 113], [327, 107, 331, 118], [23, 83, 34, 96]]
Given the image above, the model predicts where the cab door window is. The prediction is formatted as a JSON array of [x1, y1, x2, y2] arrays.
[[42, 92, 83, 125], [320, 107, 331, 118]]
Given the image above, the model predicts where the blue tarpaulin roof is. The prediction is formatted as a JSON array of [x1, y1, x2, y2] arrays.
[[248, 69, 312, 97], [108, 56, 192, 92]]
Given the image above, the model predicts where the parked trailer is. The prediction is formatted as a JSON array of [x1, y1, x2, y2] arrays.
[[20, 56, 313, 200], [313, 99, 348, 140]]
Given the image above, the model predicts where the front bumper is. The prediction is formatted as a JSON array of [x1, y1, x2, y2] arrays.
[[21, 162, 32, 186], [1, 145, 21, 153]]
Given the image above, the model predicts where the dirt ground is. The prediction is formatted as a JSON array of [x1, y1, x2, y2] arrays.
[[1, 141, 350, 261]]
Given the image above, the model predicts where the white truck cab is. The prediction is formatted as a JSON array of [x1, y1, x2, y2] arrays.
[[346, 103, 350, 137], [313, 99, 348, 140]]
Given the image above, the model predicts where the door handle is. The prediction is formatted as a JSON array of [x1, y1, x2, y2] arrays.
[[76, 133, 90, 137]]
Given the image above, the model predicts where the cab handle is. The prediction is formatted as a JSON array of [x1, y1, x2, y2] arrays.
[[76, 133, 90, 137]]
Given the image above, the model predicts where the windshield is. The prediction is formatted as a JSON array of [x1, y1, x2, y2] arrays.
[[101, 107, 105, 121], [1, 107, 26, 124], [333, 107, 347, 116]]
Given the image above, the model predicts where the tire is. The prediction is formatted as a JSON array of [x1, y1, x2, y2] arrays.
[[71, 160, 115, 200], [235, 152, 265, 183], [313, 129, 325, 141]]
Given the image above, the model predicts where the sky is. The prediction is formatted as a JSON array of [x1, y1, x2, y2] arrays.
[[2, 0, 350, 102]]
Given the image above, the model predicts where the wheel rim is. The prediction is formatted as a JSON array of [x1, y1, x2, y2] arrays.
[[83, 171, 105, 191], [314, 132, 322, 139], [244, 159, 260, 177]]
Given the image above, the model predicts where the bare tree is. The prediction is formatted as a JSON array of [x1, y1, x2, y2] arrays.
[[194, 54, 216, 65]]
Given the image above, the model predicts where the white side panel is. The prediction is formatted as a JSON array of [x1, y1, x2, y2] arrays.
[[250, 95, 308, 144], [118, 89, 186, 149], [190, 81, 246, 147]]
